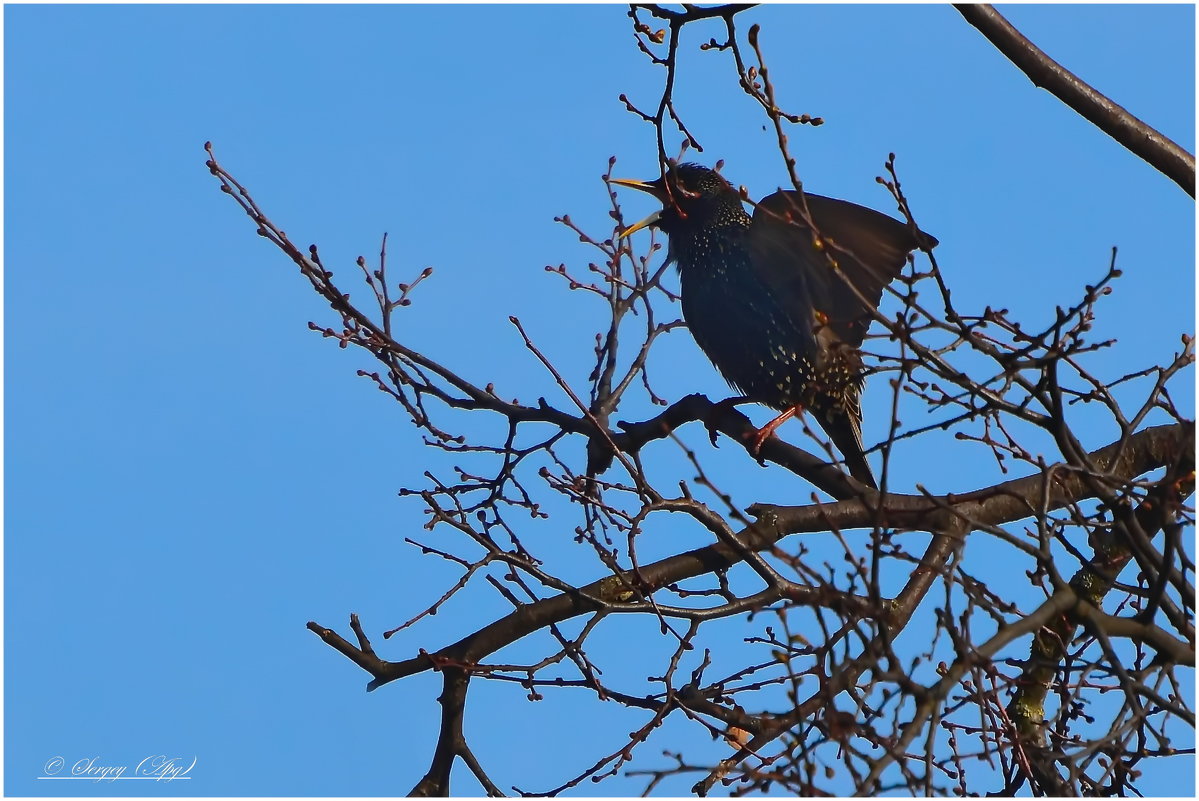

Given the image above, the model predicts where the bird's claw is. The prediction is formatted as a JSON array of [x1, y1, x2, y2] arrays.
[[703, 396, 752, 447]]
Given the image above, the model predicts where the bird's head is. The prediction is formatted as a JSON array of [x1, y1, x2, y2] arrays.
[[611, 163, 748, 240]]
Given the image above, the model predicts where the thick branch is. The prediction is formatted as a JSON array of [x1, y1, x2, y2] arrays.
[[955, 4, 1195, 197], [311, 421, 1192, 692], [598, 392, 867, 498]]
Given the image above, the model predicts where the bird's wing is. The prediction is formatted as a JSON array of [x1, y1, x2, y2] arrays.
[[748, 190, 936, 349]]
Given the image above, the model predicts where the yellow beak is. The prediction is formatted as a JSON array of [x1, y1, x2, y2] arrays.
[[609, 177, 660, 194], [610, 177, 665, 238]]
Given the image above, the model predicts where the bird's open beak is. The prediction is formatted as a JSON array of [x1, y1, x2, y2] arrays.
[[610, 178, 665, 238], [619, 210, 661, 238]]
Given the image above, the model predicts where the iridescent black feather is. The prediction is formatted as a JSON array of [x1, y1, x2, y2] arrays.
[[617, 164, 937, 488]]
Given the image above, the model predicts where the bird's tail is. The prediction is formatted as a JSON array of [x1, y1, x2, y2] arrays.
[[819, 412, 877, 490]]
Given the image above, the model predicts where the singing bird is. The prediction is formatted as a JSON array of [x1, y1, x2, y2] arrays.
[[612, 163, 936, 488]]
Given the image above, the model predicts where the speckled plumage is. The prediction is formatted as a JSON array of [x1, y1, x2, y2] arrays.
[[615, 164, 936, 488]]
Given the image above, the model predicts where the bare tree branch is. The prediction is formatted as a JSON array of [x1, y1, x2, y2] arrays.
[[955, 3, 1195, 197], [211, 5, 1194, 794]]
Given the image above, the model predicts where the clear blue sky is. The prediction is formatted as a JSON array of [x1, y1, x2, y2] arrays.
[[5, 3, 1193, 796]]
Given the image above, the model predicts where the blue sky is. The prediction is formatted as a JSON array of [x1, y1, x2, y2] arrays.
[[5, 3, 1194, 796]]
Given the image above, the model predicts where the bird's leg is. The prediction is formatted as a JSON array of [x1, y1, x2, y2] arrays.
[[749, 405, 803, 455]]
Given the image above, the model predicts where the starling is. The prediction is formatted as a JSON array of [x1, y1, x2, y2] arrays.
[[612, 163, 936, 488]]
